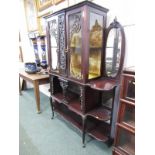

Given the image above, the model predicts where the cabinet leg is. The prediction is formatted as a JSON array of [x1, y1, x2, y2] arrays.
[[50, 96, 54, 119], [107, 138, 114, 147], [82, 116, 86, 148]]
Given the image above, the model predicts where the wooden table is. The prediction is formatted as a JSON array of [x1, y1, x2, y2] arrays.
[[19, 70, 49, 113]]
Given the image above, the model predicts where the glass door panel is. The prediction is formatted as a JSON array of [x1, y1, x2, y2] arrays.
[[49, 16, 59, 72], [68, 12, 82, 80], [51, 47, 58, 71], [88, 12, 103, 79], [120, 103, 135, 128], [126, 79, 135, 101], [116, 127, 135, 155]]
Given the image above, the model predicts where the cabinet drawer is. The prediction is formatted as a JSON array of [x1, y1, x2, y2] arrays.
[[121, 74, 135, 102]]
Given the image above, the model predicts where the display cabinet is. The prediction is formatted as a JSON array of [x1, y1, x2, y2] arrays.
[[113, 67, 135, 155], [45, 1, 126, 147]]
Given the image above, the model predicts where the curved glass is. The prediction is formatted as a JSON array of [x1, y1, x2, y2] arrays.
[[105, 28, 122, 77]]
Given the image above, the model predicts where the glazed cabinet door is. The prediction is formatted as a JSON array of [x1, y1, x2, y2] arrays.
[[48, 12, 67, 76], [66, 6, 107, 82], [66, 8, 84, 81], [88, 8, 106, 80]]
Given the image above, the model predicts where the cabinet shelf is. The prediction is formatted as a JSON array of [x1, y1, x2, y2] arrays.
[[52, 93, 83, 116], [54, 102, 83, 132], [69, 100, 83, 116], [51, 93, 64, 103], [88, 79, 118, 91], [86, 107, 111, 121], [87, 123, 110, 142]]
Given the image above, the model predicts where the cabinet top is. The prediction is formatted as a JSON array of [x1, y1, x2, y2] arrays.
[[123, 66, 135, 75], [44, 1, 109, 18]]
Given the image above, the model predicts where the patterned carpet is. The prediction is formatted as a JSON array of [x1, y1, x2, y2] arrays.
[[19, 89, 112, 155]]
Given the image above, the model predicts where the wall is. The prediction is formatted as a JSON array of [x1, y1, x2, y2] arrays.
[[19, 0, 135, 95]]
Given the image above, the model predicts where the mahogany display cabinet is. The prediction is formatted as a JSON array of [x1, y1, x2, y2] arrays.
[[45, 1, 126, 147], [113, 67, 135, 155]]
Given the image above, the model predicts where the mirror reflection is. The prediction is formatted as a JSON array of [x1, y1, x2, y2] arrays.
[[105, 28, 122, 77]]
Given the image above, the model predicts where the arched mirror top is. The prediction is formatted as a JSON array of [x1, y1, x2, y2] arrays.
[[105, 18, 125, 79]]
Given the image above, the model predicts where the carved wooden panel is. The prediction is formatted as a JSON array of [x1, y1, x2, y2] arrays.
[[80, 86, 85, 112], [58, 14, 66, 75]]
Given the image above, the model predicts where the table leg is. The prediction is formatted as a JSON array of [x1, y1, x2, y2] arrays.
[[19, 76, 22, 95], [33, 80, 41, 114]]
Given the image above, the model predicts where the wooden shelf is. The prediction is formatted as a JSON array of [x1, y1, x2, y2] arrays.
[[68, 100, 83, 116], [86, 107, 111, 121], [52, 93, 64, 103], [87, 123, 110, 142], [88, 79, 118, 91], [54, 102, 83, 132], [52, 93, 83, 115]]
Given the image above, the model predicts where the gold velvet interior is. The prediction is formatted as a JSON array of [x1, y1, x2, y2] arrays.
[[88, 50, 101, 79]]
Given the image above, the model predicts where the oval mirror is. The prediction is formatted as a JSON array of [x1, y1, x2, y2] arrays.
[[105, 19, 125, 79]]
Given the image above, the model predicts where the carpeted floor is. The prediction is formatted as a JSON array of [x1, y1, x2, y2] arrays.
[[19, 88, 112, 155]]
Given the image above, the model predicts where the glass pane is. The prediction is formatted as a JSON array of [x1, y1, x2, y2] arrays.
[[50, 17, 58, 47], [116, 127, 135, 155], [126, 80, 135, 100], [69, 12, 82, 79], [105, 28, 122, 77], [51, 47, 58, 71], [121, 105, 135, 128], [89, 12, 103, 79], [49, 17, 59, 72]]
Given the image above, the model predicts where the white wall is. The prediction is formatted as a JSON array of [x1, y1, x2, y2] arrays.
[[19, 0, 135, 95], [20, 0, 135, 67]]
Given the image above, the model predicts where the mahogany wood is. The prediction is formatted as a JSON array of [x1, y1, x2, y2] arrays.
[[46, 1, 126, 148], [113, 68, 135, 155]]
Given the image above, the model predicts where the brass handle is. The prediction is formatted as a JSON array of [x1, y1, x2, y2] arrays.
[[65, 48, 68, 53], [65, 47, 70, 53]]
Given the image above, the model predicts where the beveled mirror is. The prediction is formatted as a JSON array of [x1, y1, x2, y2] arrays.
[[105, 18, 125, 79]]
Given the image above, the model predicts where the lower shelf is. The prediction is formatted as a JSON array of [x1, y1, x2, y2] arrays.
[[53, 101, 111, 144], [86, 119, 110, 142], [54, 102, 83, 132]]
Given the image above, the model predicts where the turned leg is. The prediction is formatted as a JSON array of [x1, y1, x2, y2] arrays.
[[33, 80, 41, 114], [82, 116, 86, 148], [49, 96, 54, 119]]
